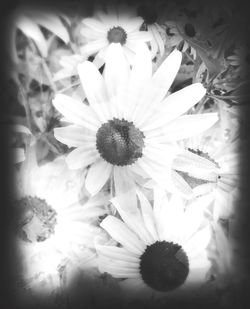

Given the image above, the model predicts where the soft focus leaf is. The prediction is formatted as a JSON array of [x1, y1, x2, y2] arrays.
[[27, 12, 70, 44], [15, 15, 48, 57]]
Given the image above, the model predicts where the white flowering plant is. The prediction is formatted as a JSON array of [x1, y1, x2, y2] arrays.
[[3, 0, 250, 308]]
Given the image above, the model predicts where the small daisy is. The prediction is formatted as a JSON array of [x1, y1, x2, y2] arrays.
[[15, 147, 108, 293], [80, 4, 152, 66], [96, 188, 213, 299], [53, 43, 218, 207]]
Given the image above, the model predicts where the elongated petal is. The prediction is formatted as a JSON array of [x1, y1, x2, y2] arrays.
[[80, 39, 107, 56], [128, 31, 152, 42], [113, 166, 137, 213], [85, 160, 112, 195], [53, 94, 99, 130], [163, 113, 218, 141], [143, 83, 206, 131], [66, 146, 99, 170], [100, 216, 145, 255], [96, 244, 139, 263], [183, 225, 212, 258], [104, 43, 130, 99], [77, 61, 108, 105], [127, 43, 152, 116], [121, 17, 143, 33], [111, 195, 153, 245], [133, 50, 182, 126], [136, 189, 158, 241], [81, 18, 107, 33], [54, 125, 95, 147], [173, 149, 218, 174], [151, 49, 182, 101]]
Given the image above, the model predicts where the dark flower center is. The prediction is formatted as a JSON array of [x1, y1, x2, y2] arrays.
[[17, 196, 57, 243], [137, 5, 157, 25], [107, 26, 127, 45], [96, 118, 145, 166], [140, 241, 189, 292]]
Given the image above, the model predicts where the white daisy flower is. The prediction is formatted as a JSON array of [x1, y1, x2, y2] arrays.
[[174, 122, 240, 220], [53, 43, 218, 209], [96, 189, 213, 299], [80, 4, 152, 66], [15, 147, 108, 293]]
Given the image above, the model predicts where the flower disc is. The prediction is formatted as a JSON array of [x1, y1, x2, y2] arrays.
[[107, 26, 127, 45], [96, 118, 145, 166], [140, 241, 189, 292]]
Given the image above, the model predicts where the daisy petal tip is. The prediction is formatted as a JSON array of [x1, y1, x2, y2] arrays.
[[77, 61, 93, 75], [99, 215, 113, 230]]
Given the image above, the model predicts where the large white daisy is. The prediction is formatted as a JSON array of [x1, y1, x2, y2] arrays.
[[96, 188, 213, 300], [80, 4, 152, 66], [15, 147, 108, 293], [53, 43, 218, 210]]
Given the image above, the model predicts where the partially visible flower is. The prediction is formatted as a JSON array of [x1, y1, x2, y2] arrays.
[[7, 124, 33, 164], [15, 148, 108, 293], [174, 121, 240, 220], [137, 3, 166, 59], [80, 4, 152, 66], [96, 189, 212, 300], [53, 43, 218, 207]]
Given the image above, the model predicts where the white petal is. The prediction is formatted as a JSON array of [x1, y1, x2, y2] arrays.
[[85, 160, 112, 195], [132, 50, 182, 126], [100, 216, 145, 255], [137, 157, 172, 190], [144, 83, 206, 131], [80, 26, 104, 39], [171, 170, 193, 197], [127, 43, 152, 118], [54, 125, 95, 147], [98, 257, 140, 278], [113, 166, 137, 213], [151, 49, 182, 101], [183, 225, 212, 258], [81, 18, 107, 33], [179, 195, 214, 242], [150, 24, 164, 56], [163, 113, 219, 141], [96, 244, 139, 263], [14, 148, 25, 163], [80, 39, 107, 56], [111, 195, 153, 245], [122, 17, 143, 33], [173, 149, 218, 173], [136, 189, 158, 241], [52, 94, 99, 130], [77, 61, 108, 105], [128, 31, 152, 42], [66, 146, 99, 170], [148, 28, 158, 59], [104, 43, 130, 99]]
